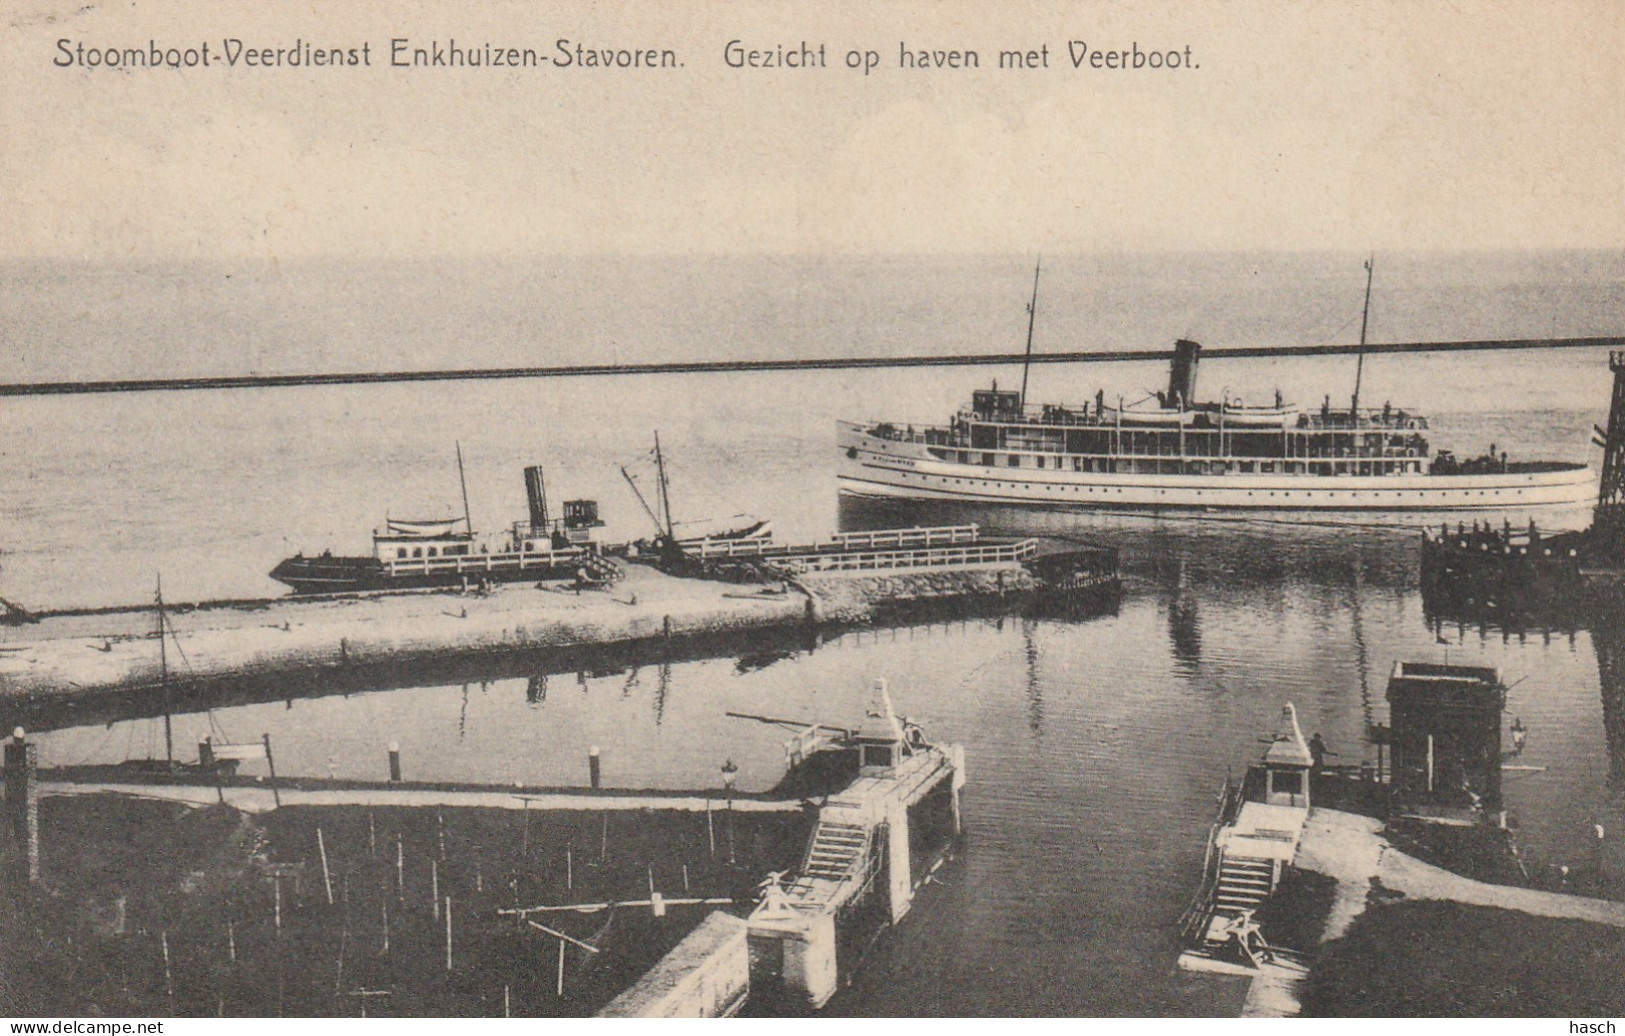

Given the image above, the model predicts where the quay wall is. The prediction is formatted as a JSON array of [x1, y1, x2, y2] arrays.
[[599, 912, 751, 1018], [796, 562, 1037, 623], [0, 562, 1038, 702]]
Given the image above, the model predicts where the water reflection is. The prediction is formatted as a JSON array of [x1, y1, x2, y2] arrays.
[[1596, 615, 1625, 791]]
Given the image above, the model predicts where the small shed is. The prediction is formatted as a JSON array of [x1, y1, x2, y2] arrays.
[[1261, 704, 1313, 808], [852, 679, 905, 776], [1386, 661, 1505, 813]]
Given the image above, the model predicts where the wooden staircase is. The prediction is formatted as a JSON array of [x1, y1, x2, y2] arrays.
[[577, 552, 622, 583], [785, 819, 871, 901], [1212, 852, 1276, 919]]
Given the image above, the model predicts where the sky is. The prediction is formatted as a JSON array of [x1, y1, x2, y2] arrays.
[[2, 0, 1622, 259]]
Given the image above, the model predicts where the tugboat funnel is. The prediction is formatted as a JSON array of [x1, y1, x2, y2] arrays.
[[524, 465, 549, 528]]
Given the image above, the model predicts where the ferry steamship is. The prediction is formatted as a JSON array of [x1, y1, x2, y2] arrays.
[[839, 273, 1594, 513]]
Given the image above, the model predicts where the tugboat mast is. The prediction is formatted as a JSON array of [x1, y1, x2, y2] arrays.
[[455, 441, 473, 534], [653, 431, 675, 541]]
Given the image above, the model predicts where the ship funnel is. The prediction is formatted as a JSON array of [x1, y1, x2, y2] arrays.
[[523, 465, 550, 528], [1167, 339, 1201, 409]]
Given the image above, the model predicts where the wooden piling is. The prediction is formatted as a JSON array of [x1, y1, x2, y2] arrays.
[[589, 745, 601, 789], [4, 728, 40, 885], [161, 931, 174, 1007], [317, 827, 334, 906], [387, 741, 402, 782], [260, 732, 281, 807], [444, 896, 453, 971], [334, 923, 347, 1000]]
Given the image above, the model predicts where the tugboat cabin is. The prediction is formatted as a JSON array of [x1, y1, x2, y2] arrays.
[[372, 518, 475, 563]]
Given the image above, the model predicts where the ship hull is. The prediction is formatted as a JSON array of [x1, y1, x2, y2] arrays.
[[269, 553, 583, 594], [838, 422, 1596, 512]]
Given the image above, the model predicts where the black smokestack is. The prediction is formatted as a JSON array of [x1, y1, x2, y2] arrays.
[[524, 465, 549, 528], [1167, 339, 1201, 408]]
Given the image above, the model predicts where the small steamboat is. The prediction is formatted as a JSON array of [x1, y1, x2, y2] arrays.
[[270, 464, 615, 594]]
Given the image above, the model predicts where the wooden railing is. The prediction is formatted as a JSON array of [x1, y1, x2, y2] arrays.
[[828, 524, 980, 549], [783, 539, 1037, 573], [382, 547, 582, 577]]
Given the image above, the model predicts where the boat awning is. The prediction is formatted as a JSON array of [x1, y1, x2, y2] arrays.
[[384, 518, 466, 537]]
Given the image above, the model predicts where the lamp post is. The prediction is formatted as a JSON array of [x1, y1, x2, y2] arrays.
[[721, 759, 738, 865]]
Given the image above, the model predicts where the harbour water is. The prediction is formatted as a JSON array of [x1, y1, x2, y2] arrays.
[[4, 251, 1624, 1015]]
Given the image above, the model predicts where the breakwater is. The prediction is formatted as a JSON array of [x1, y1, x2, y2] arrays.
[[0, 561, 1063, 705]]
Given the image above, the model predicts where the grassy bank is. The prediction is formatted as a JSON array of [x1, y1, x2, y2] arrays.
[[1302, 899, 1625, 1016]]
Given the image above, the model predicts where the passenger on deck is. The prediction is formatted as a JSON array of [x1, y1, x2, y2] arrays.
[[1308, 733, 1334, 772]]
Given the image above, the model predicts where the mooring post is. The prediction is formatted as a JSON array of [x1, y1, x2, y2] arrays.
[[4, 727, 40, 885], [588, 745, 601, 789], [387, 741, 402, 783]]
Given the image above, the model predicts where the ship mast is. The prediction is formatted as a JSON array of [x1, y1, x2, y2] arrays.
[[455, 441, 473, 534], [156, 575, 172, 766], [1019, 258, 1042, 408], [1351, 256, 1374, 416], [653, 431, 675, 541], [620, 465, 666, 538]]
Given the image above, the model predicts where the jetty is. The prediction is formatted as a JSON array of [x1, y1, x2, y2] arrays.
[[1178, 665, 1625, 1018], [0, 541, 1115, 709], [602, 680, 965, 1014]]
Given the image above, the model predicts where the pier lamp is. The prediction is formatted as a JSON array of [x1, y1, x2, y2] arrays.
[[721, 759, 739, 865]]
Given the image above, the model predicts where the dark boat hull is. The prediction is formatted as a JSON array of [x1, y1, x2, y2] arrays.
[[268, 554, 579, 594]]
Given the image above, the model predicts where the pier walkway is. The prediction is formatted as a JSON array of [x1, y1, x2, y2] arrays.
[[1295, 808, 1625, 937]]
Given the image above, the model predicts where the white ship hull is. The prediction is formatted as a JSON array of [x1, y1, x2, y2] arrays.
[[837, 422, 1596, 512]]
